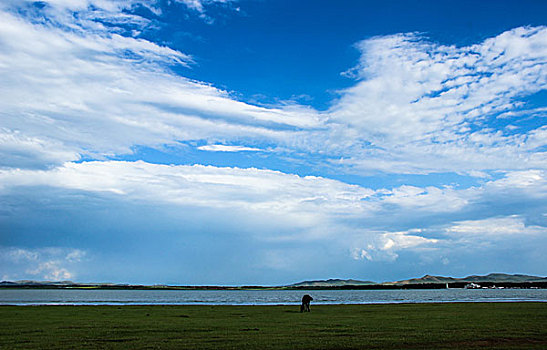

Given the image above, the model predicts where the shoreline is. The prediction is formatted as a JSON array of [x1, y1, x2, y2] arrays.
[[2, 300, 547, 306], [3, 299, 547, 307]]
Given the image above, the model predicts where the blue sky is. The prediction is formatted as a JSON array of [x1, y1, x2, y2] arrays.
[[0, 0, 546, 285]]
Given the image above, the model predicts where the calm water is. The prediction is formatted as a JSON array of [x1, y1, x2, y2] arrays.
[[1, 288, 546, 305]]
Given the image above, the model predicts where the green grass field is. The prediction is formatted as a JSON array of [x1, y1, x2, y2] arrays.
[[1, 303, 546, 349]]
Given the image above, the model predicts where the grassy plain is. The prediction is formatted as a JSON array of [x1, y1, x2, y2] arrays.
[[1, 302, 546, 349]]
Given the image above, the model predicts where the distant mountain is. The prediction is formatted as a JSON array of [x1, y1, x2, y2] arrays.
[[391, 273, 547, 285], [288, 279, 376, 287], [2, 273, 546, 289]]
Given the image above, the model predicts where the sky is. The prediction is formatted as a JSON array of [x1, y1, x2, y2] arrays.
[[0, 0, 546, 285]]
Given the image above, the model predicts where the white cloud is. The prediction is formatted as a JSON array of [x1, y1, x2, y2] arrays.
[[0, 161, 544, 275], [178, 0, 206, 12], [1, 0, 232, 19], [0, 7, 323, 169], [351, 229, 438, 262], [0, 161, 543, 222], [66, 250, 87, 262], [0, 161, 375, 220], [172, 0, 235, 14], [1, 247, 86, 281], [1, 2, 544, 176], [197, 144, 263, 152], [5, 248, 39, 262], [27, 261, 73, 281], [0, 129, 80, 169], [486, 169, 545, 191], [446, 216, 545, 237], [329, 27, 547, 174], [350, 214, 547, 263], [1, 161, 544, 252], [379, 185, 468, 212]]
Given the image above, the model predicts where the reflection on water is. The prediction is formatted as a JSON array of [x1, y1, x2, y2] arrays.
[[1, 288, 546, 305]]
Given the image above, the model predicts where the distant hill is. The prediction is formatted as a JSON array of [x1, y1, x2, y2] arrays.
[[391, 273, 547, 285], [290, 273, 547, 288], [385, 275, 457, 285], [461, 273, 547, 283], [288, 279, 376, 288], [2, 273, 546, 289]]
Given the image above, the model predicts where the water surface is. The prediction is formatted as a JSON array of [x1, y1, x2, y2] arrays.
[[1, 288, 546, 305]]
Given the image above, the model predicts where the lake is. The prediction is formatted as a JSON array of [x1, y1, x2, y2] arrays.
[[1, 288, 546, 305]]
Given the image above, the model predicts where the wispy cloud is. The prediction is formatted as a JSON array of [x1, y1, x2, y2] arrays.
[[197, 144, 262, 152], [330, 27, 547, 174], [177, 0, 236, 14], [1, 3, 545, 175], [0, 7, 321, 169]]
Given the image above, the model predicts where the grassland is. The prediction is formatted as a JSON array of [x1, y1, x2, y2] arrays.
[[1, 303, 546, 349]]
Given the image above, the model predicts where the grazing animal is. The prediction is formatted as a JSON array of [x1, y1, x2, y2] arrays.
[[300, 294, 313, 312]]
